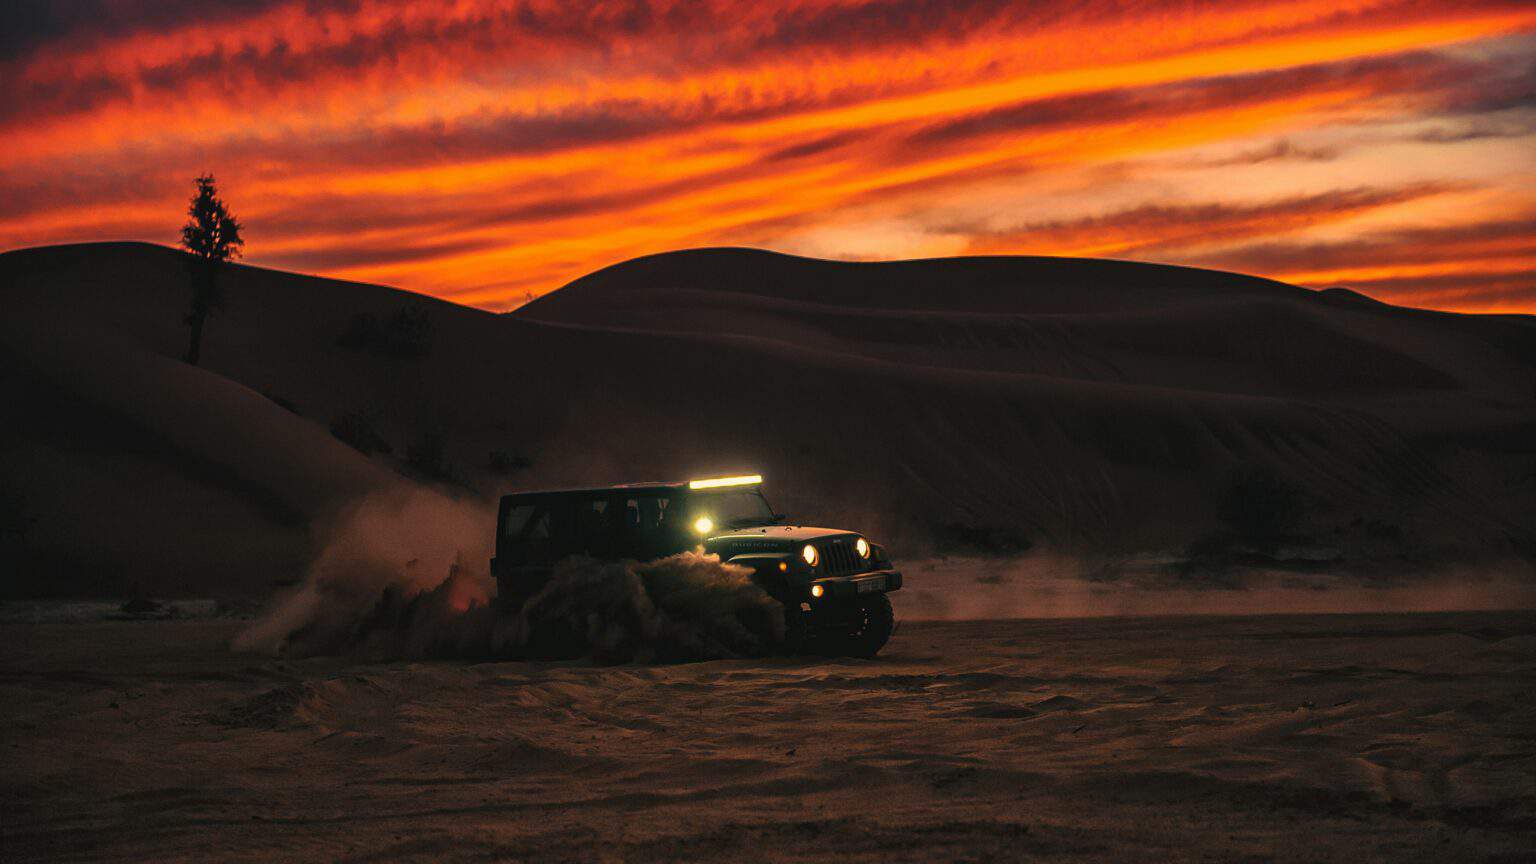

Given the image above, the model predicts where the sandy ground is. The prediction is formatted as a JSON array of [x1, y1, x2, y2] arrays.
[[4, 612, 1534, 863]]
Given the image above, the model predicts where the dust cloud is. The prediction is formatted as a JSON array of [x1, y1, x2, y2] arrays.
[[234, 488, 782, 664], [235, 488, 1532, 664], [894, 553, 1536, 620]]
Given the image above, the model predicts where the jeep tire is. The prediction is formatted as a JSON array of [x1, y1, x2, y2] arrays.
[[837, 593, 894, 658]]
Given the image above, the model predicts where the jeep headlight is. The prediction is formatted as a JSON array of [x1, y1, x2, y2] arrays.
[[801, 544, 818, 567], [693, 516, 714, 535], [855, 537, 870, 559]]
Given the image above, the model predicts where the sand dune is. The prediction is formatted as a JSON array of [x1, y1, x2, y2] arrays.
[[2, 242, 1533, 600]]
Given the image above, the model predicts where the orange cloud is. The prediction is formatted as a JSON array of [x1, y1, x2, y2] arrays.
[[1, 0, 1533, 312]]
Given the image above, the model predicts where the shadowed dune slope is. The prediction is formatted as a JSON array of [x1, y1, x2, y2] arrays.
[[521, 248, 1534, 400], [517, 247, 1536, 545], [2, 243, 1533, 597]]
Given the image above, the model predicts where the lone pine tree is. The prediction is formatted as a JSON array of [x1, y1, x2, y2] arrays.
[[179, 174, 244, 366]]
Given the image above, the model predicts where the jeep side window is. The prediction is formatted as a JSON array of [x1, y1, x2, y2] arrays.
[[634, 495, 676, 559], [576, 498, 607, 545], [638, 496, 669, 533], [502, 501, 553, 567], [503, 504, 536, 538], [609, 497, 640, 534], [525, 508, 551, 541], [528, 500, 579, 561], [550, 502, 577, 547]]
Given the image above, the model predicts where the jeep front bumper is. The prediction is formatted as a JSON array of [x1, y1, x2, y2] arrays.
[[808, 568, 902, 601]]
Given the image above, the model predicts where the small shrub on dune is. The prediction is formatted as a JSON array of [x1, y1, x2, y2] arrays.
[[486, 449, 533, 475], [337, 306, 434, 358], [1217, 464, 1304, 542]]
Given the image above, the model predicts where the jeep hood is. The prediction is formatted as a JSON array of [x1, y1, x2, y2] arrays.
[[708, 525, 857, 543]]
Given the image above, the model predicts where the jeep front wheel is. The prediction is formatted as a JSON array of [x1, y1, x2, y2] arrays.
[[837, 593, 894, 658]]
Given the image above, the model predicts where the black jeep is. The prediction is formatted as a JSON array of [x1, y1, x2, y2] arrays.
[[491, 475, 902, 656]]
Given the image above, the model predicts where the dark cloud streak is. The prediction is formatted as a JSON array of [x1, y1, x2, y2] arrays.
[[1194, 138, 1341, 167], [957, 184, 1460, 256], [1188, 216, 1536, 274], [0, 0, 287, 61], [908, 52, 1485, 148]]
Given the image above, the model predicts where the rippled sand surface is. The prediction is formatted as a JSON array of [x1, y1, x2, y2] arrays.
[[5, 612, 1534, 862]]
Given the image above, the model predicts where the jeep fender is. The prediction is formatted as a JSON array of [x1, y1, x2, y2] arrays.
[[722, 552, 796, 600]]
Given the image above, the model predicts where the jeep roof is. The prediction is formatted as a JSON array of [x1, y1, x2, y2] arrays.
[[502, 474, 764, 498]]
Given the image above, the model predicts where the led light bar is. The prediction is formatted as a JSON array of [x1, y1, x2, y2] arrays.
[[688, 474, 763, 490]]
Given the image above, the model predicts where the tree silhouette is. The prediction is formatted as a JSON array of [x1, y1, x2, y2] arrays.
[[179, 174, 244, 365]]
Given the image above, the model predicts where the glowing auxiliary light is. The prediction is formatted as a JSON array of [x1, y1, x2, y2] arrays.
[[693, 516, 714, 534], [810, 584, 825, 598], [688, 474, 763, 490]]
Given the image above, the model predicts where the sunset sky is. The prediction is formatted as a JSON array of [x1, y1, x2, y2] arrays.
[[2, 1, 1533, 312]]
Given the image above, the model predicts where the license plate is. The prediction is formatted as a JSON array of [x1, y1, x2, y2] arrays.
[[857, 576, 885, 593]]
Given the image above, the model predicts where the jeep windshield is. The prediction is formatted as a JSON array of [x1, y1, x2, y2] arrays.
[[692, 489, 777, 528]]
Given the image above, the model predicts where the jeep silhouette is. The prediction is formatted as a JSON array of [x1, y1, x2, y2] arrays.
[[492, 475, 902, 656]]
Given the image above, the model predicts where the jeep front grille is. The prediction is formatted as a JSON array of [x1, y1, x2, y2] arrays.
[[818, 538, 863, 576]]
